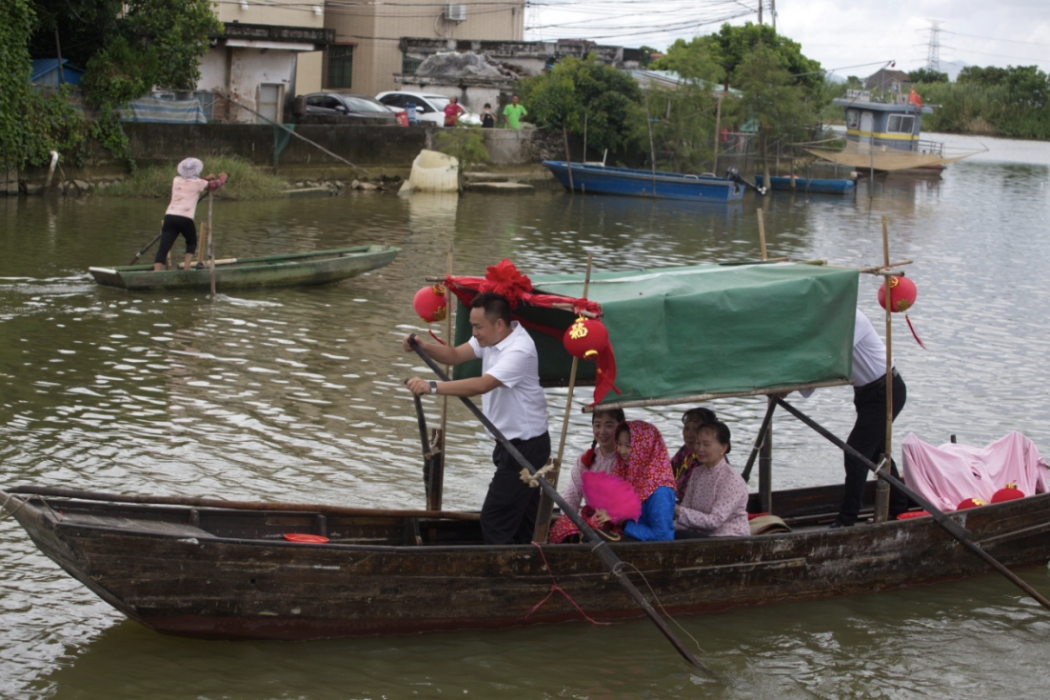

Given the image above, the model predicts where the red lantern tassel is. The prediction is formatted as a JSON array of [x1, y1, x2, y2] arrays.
[[590, 353, 622, 406], [905, 314, 926, 349], [428, 329, 447, 345]]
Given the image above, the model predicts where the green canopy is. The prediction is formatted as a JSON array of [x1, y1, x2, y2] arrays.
[[453, 262, 858, 408]]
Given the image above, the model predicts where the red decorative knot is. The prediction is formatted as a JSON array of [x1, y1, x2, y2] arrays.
[[878, 275, 918, 313], [413, 285, 447, 323], [562, 317, 609, 360]]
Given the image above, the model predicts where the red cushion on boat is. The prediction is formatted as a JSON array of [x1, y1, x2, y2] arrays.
[[896, 511, 931, 520], [747, 512, 769, 520], [956, 498, 986, 510]]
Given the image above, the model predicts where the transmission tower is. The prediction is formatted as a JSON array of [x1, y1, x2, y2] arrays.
[[925, 19, 943, 72]]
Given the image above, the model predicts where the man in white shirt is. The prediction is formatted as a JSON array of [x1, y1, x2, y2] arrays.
[[832, 309, 909, 527], [405, 292, 550, 543]]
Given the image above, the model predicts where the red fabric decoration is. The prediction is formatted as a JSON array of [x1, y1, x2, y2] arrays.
[[580, 471, 642, 523], [579, 447, 596, 468], [413, 285, 448, 323], [443, 259, 616, 404], [908, 88, 923, 109], [956, 497, 986, 510], [747, 512, 770, 520], [896, 511, 931, 520], [878, 275, 918, 313], [991, 484, 1025, 503]]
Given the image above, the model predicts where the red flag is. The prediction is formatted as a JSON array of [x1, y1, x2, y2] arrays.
[[908, 88, 923, 108]]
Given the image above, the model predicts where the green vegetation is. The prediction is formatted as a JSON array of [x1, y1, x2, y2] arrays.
[[520, 55, 643, 156], [919, 65, 1050, 139], [0, 0, 222, 171], [100, 157, 286, 200], [433, 127, 490, 174], [908, 68, 948, 84]]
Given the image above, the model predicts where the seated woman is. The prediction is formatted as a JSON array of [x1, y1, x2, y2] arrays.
[[547, 408, 625, 543], [675, 421, 750, 538], [610, 420, 676, 542], [670, 407, 717, 494]]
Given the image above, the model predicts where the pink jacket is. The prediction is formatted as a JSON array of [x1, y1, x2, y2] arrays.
[[165, 175, 226, 219]]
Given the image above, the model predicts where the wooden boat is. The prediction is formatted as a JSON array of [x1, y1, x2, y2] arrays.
[[807, 90, 982, 173], [755, 174, 855, 195], [4, 482, 1049, 640], [542, 160, 747, 203], [6, 261, 1049, 641], [88, 245, 400, 291]]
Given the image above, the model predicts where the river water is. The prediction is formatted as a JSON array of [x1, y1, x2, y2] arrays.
[[2, 134, 1050, 698]]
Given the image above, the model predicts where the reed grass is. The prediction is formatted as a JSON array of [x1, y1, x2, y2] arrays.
[[101, 156, 286, 200]]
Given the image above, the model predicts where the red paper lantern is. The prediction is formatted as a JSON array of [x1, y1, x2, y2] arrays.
[[878, 275, 918, 313], [413, 285, 448, 323], [956, 497, 986, 510], [991, 484, 1025, 503], [562, 317, 610, 360]]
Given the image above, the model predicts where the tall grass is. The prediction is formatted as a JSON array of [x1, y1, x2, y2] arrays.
[[920, 82, 1050, 139], [101, 156, 286, 200]]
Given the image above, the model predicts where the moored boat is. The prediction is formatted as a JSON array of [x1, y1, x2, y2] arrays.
[[541, 160, 747, 203], [755, 174, 856, 195], [88, 245, 400, 291]]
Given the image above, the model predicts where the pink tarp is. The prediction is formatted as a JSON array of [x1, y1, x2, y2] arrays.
[[901, 432, 1049, 511]]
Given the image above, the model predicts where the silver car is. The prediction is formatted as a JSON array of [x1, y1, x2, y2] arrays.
[[375, 91, 482, 126]]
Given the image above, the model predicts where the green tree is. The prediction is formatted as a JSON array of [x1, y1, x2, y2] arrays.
[[957, 65, 1009, 87], [733, 45, 816, 184], [520, 55, 643, 156], [908, 68, 949, 84], [1, 0, 36, 169]]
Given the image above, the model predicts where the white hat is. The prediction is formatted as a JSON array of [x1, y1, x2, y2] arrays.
[[177, 158, 203, 179]]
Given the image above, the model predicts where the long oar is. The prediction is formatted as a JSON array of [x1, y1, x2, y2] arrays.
[[411, 392, 437, 502], [408, 336, 710, 673], [128, 231, 162, 265], [773, 396, 1050, 611]]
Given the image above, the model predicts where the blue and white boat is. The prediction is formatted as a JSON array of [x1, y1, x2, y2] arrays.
[[542, 161, 748, 203], [755, 174, 856, 195]]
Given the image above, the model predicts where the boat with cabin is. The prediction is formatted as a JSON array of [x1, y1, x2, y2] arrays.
[[807, 90, 981, 173]]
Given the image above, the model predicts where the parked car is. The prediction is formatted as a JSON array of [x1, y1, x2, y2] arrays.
[[300, 92, 403, 125], [375, 91, 482, 126]]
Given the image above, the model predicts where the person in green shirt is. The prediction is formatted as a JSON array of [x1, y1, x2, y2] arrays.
[[501, 95, 528, 129]]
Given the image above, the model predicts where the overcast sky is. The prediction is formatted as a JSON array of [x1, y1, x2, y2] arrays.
[[524, 0, 1050, 79]]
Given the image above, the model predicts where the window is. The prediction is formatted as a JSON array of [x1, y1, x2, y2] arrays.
[[402, 55, 423, 75], [887, 115, 915, 134], [327, 45, 353, 89]]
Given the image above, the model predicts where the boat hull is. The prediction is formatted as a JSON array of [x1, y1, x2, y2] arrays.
[[542, 161, 744, 202], [755, 175, 856, 194], [88, 245, 400, 291], [6, 485, 1050, 640]]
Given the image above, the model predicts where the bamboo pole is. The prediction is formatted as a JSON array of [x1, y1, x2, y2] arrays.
[[584, 378, 851, 412], [646, 101, 658, 198], [208, 191, 217, 302], [562, 127, 574, 191], [757, 208, 768, 260], [533, 254, 593, 543], [429, 245, 455, 512], [712, 94, 723, 174], [874, 215, 893, 522]]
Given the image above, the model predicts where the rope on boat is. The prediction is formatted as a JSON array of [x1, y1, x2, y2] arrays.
[[0, 491, 27, 520], [520, 462, 555, 487], [524, 542, 610, 625]]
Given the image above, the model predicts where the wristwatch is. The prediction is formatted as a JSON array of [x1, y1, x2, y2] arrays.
[[429, 380, 438, 394]]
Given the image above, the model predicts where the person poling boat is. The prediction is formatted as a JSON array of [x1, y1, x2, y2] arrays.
[[155, 158, 228, 272], [402, 291, 552, 545]]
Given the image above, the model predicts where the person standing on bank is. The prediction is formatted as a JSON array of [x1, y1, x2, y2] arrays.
[[155, 158, 227, 272], [832, 308, 909, 528], [501, 94, 528, 129], [443, 96, 467, 127], [404, 292, 550, 544]]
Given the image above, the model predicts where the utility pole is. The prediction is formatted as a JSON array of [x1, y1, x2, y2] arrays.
[[758, 0, 763, 25], [771, 0, 776, 32]]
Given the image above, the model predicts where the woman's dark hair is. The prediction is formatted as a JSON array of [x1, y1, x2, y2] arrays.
[[698, 420, 731, 454], [682, 407, 716, 425], [470, 292, 512, 324]]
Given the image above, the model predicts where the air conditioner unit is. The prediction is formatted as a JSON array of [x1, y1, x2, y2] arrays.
[[445, 4, 466, 21]]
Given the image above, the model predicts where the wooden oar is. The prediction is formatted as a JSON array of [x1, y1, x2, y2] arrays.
[[410, 391, 437, 503], [773, 396, 1050, 611], [128, 230, 162, 265], [408, 336, 711, 673]]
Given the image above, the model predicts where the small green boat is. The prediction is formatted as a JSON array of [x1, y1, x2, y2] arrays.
[[88, 245, 400, 291]]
